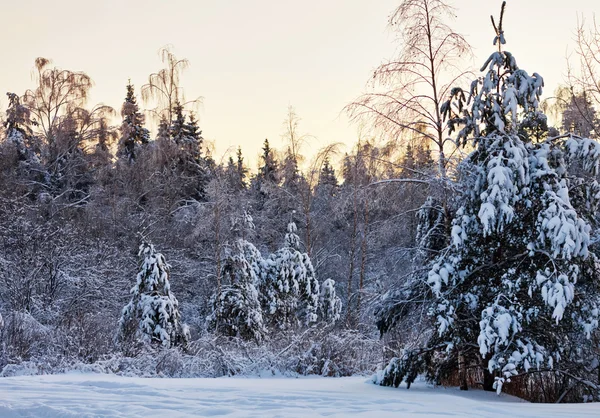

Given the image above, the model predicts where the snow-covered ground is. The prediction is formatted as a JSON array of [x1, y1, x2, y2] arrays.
[[0, 373, 598, 417]]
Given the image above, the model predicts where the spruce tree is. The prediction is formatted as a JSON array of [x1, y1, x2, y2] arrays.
[[156, 116, 170, 142], [319, 157, 338, 188], [119, 242, 189, 349], [258, 139, 278, 184], [208, 213, 266, 341], [376, 3, 600, 395], [182, 112, 203, 160], [318, 278, 342, 324], [261, 221, 320, 329], [4, 92, 37, 162], [170, 101, 186, 145], [226, 147, 248, 192], [118, 83, 149, 162]]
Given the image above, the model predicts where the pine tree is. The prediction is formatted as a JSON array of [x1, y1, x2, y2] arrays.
[[376, 3, 600, 395], [119, 242, 189, 349], [118, 83, 149, 162]]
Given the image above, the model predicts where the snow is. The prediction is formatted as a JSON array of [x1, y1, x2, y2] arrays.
[[0, 374, 598, 417]]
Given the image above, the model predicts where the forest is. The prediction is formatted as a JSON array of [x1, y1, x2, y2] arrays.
[[1, 0, 600, 404]]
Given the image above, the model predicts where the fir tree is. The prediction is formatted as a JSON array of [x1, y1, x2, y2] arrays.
[[118, 83, 149, 162], [119, 242, 189, 349]]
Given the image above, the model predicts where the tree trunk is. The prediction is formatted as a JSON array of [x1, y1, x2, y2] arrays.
[[483, 353, 495, 392], [459, 351, 468, 391]]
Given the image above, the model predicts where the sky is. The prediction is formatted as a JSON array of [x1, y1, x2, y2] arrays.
[[1, 0, 598, 168]]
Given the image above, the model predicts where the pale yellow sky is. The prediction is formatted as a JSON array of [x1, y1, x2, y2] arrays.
[[1, 0, 598, 168]]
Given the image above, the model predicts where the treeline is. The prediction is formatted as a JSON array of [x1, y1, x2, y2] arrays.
[[0, 45, 437, 377]]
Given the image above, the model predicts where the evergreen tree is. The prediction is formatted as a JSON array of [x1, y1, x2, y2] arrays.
[[261, 221, 320, 329], [156, 116, 170, 142], [258, 139, 278, 184], [414, 196, 447, 261], [318, 157, 338, 188], [118, 83, 149, 162], [281, 149, 300, 191], [170, 101, 186, 144], [376, 5, 600, 395], [3, 92, 40, 163], [182, 112, 203, 160], [226, 147, 248, 192], [318, 278, 342, 323], [119, 242, 189, 349], [235, 147, 248, 189], [208, 217, 266, 342]]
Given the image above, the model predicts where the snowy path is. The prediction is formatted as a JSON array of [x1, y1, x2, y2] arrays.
[[0, 374, 598, 417]]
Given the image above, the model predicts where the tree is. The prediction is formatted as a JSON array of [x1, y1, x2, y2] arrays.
[[3, 93, 38, 162], [23, 58, 92, 146], [208, 236, 266, 342], [261, 221, 320, 329], [183, 112, 203, 160], [376, 3, 600, 397], [346, 0, 471, 178], [141, 46, 200, 125], [318, 157, 338, 188], [156, 116, 170, 142], [119, 242, 189, 349], [226, 147, 248, 191], [561, 91, 599, 138], [118, 82, 149, 162], [257, 138, 278, 184], [318, 278, 342, 323]]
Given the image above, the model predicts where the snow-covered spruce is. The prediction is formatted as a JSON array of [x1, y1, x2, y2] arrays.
[[415, 196, 447, 261], [260, 222, 321, 329], [117, 83, 149, 163], [119, 242, 189, 349], [208, 238, 266, 342], [377, 30, 600, 394], [318, 278, 343, 324]]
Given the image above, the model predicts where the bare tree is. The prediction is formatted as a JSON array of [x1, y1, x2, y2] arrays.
[[141, 46, 201, 124], [564, 16, 600, 136], [346, 0, 471, 178], [23, 58, 93, 145]]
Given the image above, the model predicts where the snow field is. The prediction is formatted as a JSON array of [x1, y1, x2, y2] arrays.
[[0, 374, 598, 417]]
